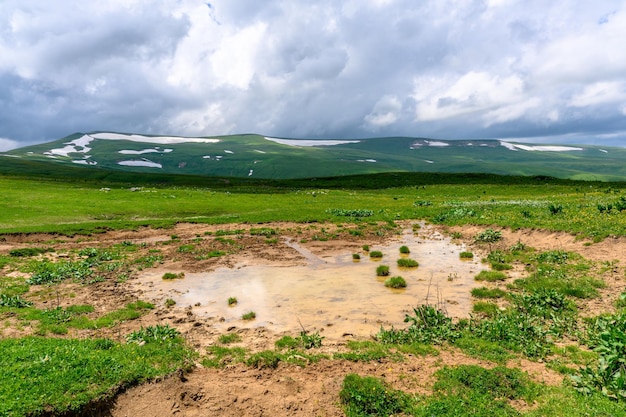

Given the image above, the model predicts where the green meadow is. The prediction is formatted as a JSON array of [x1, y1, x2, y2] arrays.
[[2, 173, 626, 241], [2, 169, 626, 416]]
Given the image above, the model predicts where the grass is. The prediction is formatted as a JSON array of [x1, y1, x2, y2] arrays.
[[475, 270, 507, 282], [162, 272, 184, 280], [227, 296, 238, 306], [399, 245, 410, 254], [369, 250, 383, 259], [0, 335, 193, 416], [397, 258, 419, 268], [384, 276, 407, 288], [242, 311, 256, 320], [471, 287, 507, 299], [460, 251, 474, 259], [376, 265, 390, 276]]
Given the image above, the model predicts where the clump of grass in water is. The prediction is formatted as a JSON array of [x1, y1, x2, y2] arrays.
[[242, 311, 256, 320], [397, 258, 418, 268], [369, 250, 383, 259], [385, 276, 407, 288], [352, 253, 361, 260], [228, 297, 238, 306], [162, 272, 184, 280], [399, 245, 410, 254], [376, 265, 390, 276], [460, 251, 474, 259]]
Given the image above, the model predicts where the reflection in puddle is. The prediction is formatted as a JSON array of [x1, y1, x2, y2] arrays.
[[134, 226, 481, 338]]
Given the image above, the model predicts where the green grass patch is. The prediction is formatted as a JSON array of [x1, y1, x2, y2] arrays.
[[471, 287, 507, 299], [376, 265, 390, 276], [241, 311, 256, 320], [384, 276, 407, 288], [399, 245, 410, 254], [475, 270, 507, 282], [397, 258, 418, 268], [472, 301, 500, 317], [369, 250, 383, 258], [0, 336, 193, 416], [459, 251, 474, 259]]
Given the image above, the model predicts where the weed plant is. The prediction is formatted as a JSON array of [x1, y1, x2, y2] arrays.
[[399, 245, 410, 254], [126, 324, 180, 344], [369, 250, 383, 258], [460, 251, 474, 259], [227, 296, 238, 306], [352, 253, 360, 260]]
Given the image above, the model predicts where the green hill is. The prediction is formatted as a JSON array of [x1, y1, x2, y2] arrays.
[[4, 132, 626, 181]]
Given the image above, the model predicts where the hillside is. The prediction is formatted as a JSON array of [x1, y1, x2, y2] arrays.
[[4, 131, 626, 180]]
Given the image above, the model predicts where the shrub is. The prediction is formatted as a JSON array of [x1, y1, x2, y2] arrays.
[[228, 297, 238, 306], [369, 250, 383, 258], [352, 253, 360, 260], [377, 305, 462, 345], [362, 245, 370, 252], [397, 258, 418, 268], [385, 276, 407, 288], [399, 245, 410, 254], [460, 251, 474, 259], [549, 203, 564, 215], [165, 298, 176, 307], [475, 271, 507, 282], [299, 331, 324, 349]]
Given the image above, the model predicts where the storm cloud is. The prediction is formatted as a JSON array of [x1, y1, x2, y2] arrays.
[[1, 0, 625, 149]]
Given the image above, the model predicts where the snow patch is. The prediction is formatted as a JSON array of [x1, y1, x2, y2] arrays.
[[224, 150, 234, 154], [72, 159, 97, 165], [0, 154, 21, 158], [265, 137, 360, 147], [248, 170, 254, 176], [254, 149, 266, 154], [425, 140, 449, 147], [119, 148, 173, 155], [92, 132, 220, 144], [500, 141, 583, 152], [357, 159, 377, 163], [424, 160, 434, 164], [118, 159, 162, 168], [599, 149, 608, 153]]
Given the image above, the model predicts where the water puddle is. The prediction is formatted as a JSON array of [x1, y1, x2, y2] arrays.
[[133, 226, 482, 338]]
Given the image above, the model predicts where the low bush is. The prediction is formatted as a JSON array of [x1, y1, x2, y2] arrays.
[[399, 245, 410, 254], [460, 251, 474, 259], [369, 250, 383, 258]]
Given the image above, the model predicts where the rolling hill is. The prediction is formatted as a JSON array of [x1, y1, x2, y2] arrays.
[[3, 132, 626, 181]]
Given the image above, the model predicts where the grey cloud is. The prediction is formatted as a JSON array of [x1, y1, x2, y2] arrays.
[[0, 0, 625, 148]]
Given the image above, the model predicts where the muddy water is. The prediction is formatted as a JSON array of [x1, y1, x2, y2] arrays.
[[134, 227, 482, 339]]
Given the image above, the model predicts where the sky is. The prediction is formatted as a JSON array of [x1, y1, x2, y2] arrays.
[[1, 0, 626, 151]]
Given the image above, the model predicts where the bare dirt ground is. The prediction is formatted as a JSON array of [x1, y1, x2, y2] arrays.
[[2, 221, 625, 416]]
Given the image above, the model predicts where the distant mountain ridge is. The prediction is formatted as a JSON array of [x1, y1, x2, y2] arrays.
[[4, 132, 626, 181]]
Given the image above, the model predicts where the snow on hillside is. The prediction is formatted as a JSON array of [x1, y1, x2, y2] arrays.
[[500, 141, 583, 152], [264, 137, 360, 147]]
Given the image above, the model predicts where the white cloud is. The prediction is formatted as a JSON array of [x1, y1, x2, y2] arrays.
[[0, 138, 20, 151], [0, 0, 626, 147], [568, 82, 626, 107]]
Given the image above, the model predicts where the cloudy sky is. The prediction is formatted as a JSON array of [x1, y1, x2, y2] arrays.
[[1, 0, 625, 151]]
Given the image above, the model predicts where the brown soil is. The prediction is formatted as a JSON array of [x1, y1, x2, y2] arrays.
[[2, 221, 625, 416]]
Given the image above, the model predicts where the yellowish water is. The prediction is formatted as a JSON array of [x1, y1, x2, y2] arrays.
[[135, 227, 482, 338]]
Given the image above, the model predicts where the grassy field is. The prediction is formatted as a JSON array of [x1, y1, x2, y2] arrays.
[[2, 170, 626, 415], [2, 173, 626, 240]]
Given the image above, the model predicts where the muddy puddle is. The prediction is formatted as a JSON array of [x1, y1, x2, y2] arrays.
[[133, 227, 482, 339]]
